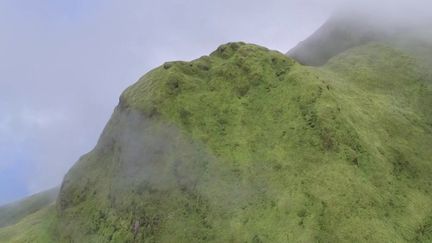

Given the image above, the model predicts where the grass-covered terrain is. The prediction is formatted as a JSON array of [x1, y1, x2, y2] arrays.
[[55, 40, 432, 242], [0, 206, 56, 243], [0, 189, 58, 242], [2, 17, 432, 243], [0, 188, 58, 228]]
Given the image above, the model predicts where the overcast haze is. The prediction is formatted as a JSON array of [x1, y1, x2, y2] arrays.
[[1, 0, 431, 205]]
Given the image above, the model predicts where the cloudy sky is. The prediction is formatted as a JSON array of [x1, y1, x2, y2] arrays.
[[0, 0, 430, 205]]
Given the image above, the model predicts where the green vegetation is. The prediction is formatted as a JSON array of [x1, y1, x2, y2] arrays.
[[0, 187, 58, 228], [55, 41, 432, 242], [3, 20, 432, 242], [0, 207, 56, 243]]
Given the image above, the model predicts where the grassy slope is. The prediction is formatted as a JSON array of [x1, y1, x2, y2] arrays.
[[0, 187, 58, 228], [55, 42, 432, 242], [0, 206, 56, 243], [0, 189, 58, 243], [319, 43, 432, 242]]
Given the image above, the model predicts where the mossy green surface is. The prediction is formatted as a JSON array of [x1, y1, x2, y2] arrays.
[[52, 41, 432, 242]]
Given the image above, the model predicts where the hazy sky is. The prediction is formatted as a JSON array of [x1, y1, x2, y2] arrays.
[[0, 0, 430, 205]]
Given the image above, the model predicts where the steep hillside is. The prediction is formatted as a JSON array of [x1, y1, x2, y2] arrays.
[[55, 41, 432, 242]]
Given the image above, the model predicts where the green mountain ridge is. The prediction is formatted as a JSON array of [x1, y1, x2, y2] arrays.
[[1, 16, 432, 242]]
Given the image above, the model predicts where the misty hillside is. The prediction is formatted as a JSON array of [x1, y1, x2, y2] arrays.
[[287, 13, 385, 66], [1, 13, 432, 242], [0, 187, 58, 228], [0, 188, 58, 242], [287, 12, 432, 66]]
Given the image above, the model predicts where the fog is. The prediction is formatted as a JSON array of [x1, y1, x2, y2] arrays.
[[1, 0, 431, 205]]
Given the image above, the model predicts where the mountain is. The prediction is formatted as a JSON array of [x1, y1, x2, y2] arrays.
[[1, 14, 432, 242]]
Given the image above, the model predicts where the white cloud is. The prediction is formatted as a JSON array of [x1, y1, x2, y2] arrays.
[[20, 109, 66, 128]]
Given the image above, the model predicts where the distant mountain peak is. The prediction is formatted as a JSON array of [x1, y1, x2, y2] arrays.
[[287, 12, 389, 66]]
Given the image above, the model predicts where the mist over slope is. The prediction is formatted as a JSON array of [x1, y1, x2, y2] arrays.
[[287, 11, 432, 66], [287, 13, 384, 66], [1, 13, 432, 242]]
